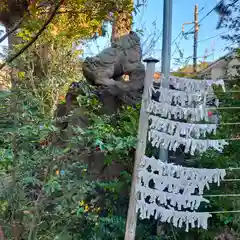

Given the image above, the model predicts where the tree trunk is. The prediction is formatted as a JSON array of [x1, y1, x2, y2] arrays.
[[111, 0, 133, 42], [0, 0, 28, 41]]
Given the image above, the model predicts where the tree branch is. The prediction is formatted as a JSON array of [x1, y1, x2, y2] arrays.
[[0, 17, 24, 45], [0, 0, 65, 71]]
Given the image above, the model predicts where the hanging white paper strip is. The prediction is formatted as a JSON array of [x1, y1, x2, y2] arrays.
[[149, 85, 207, 107], [158, 75, 225, 93], [149, 84, 220, 107], [140, 156, 226, 186], [147, 100, 209, 122], [135, 155, 225, 231], [139, 169, 211, 195], [148, 130, 228, 155], [136, 185, 210, 210], [149, 115, 217, 138], [137, 199, 212, 232], [164, 76, 208, 92], [135, 75, 226, 232]]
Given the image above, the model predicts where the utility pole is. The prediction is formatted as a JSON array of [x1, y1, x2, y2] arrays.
[[182, 4, 199, 73], [159, 0, 172, 161], [157, 0, 172, 236], [193, 5, 198, 73]]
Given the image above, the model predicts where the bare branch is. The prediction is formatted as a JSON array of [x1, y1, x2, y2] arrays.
[[0, 0, 65, 71]]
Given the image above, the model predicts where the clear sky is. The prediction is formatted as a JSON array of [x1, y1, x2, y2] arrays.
[[0, 0, 233, 71]]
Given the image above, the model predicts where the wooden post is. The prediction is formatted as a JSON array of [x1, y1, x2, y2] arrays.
[[182, 5, 199, 73], [124, 57, 159, 240]]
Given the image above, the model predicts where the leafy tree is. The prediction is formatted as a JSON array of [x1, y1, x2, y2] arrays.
[[0, 0, 143, 55], [0, 0, 141, 75], [215, 0, 240, 45]]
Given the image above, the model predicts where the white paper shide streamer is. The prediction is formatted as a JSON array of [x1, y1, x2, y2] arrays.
[[137, 201, 212, 232], [149, 115, 217, 138], [140, 156, 226, 188], [150, 85, 220, 107], [164, 75, 226, 93], [136, 156, 226, 232], [147, 78, 228, 155], [147, 99, 210, 122], [137, 185, 210, 210], [135, 76, 227, 232], [148, 129, 228, 155]]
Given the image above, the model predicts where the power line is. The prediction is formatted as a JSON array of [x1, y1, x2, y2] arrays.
[[198, 6, 205, 14], [194, 0, 240, 62], [172, 1, 240, 63], [171, 5, 206, 46], [171, 32, 182, 46], [185, 3, 227, 36], [172, 5, 218, 66], [198, 32, 227, 43], [186, 0, 240, 36], [171, 5, 207, 58], [171, 34, 184, 57], [185, 7, 215, 36], [170, 2, 239, 62]]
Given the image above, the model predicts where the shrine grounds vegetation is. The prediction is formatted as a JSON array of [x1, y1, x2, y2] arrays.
[[1, 45, 240, 240], [0, 48, 159, 239], [1, 0, 240, 239]]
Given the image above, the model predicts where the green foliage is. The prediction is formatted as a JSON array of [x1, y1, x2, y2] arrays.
[[214, 0, 240, 45], [0, 1, 161, 239], [0, 78, 165, 239], [10, 38, 82, 116], [0, 88, 95, 239], [1, 0, 138, 51], [153, 56, 240, 239], [2, 58, 240, 240], [76, 91, 140, 166], [3, 1, 240, 238]]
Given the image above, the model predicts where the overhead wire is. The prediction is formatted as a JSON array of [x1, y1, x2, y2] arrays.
[[171, 35, 184, 57], [171, 5, 215, 63], [171, 32, 182, 46], [171, 1, 239, 64], [184, 2, 224, 36], [209, 210, 240, 214], [198, 32, 227, 43], [172, 7, 215, 63], [205, 194, 240, 197], [171, 5, 206, 46]]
